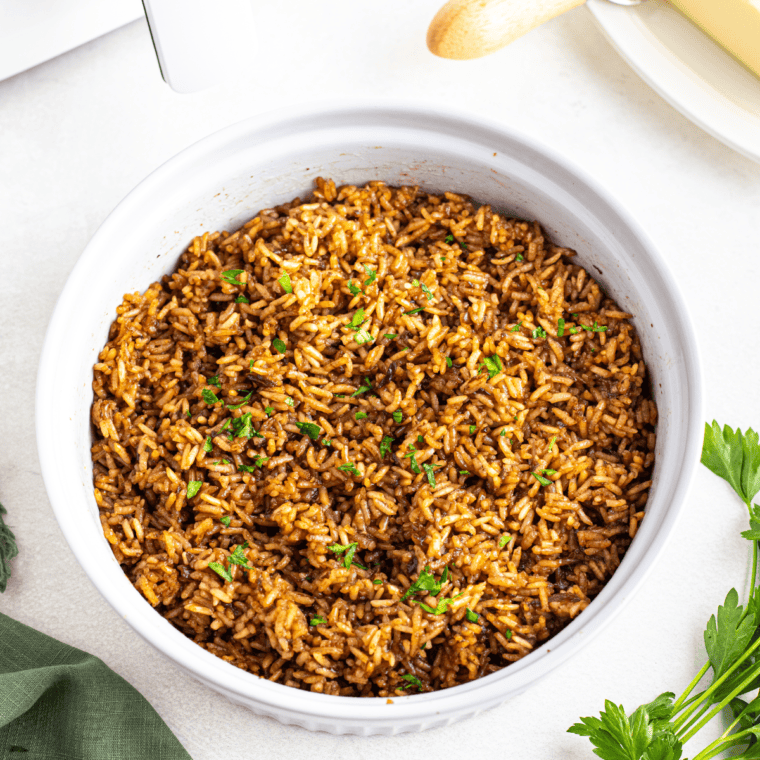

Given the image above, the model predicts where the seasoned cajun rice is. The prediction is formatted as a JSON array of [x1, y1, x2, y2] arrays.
[[91, 178, 656, 696]]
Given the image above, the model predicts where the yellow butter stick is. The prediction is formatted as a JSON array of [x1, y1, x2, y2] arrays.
[[667, 0, 760, 79]]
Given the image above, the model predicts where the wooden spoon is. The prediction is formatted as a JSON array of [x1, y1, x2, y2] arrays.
[[427, 0, 588, 60]]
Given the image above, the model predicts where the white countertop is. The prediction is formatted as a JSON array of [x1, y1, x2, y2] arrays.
[[2, 3, 760, 758]]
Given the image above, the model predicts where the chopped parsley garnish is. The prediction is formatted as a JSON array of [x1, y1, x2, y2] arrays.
[[422, 462, 442, 487], [532, 472, 552, 486], [415, 594, 461, 615], [557, 318, 565, 337], [338, 462, 361, 477], [348, 280, 362, 296], [201, 388, 220, 405], [278, 273, 293, 293], [444, 233, 454, 244], [187, 481, 202, 498], [354, 328, 374, 345], [295, 421, 322, 440], [413, 279, 434, 301], [383, 333, 397, 340], [404, 446, 421, 474], [208, 375, 221, 387], [466, 608, 479, 623], [569, 327, 579, 335], [237, 464, 256, 473], [500, 429, 506, 437], [328, 542, 361, 568], [445, 356, 453, 368], [265, 406, 274, 416], [373, 579, 383, 585], [532, 326, 547, 339], [323, 439, 331, 446], [208, 562, 233, 583], [548, 435, 557, 452], [226, 391, 253, 410], [541, 468, 557, 476], [510, 322, 522, 333], [230, 412, 254, 438], [221, 269, 244, 285], [498, 535, 510, 548], [362, 264, 378, 287], [459, 470, 470, 476], [459, 241, 467, 251], [505, 630, 513, 640], [203, 437, 212, 453], [348, 308, 366, 331], [228, 543, 252, 568], [469, 425, 476, 435], [355, 411, 368, 420], [220, 516, 231, 527], [392, 410, 403, 423], [352, 378, 372, 397], [401, 674, 423, 690], [285, 396, 294, 407], [479, 354, 503, 379], [401, 565, 449, 601], [417, 435, 424, 444], [310, 616, 327, 625], [252, 455, 268, 468], [380, 436, 394, 458], [581, 321, 608, 333], [403, 307, 424, 316], [516, 253, 524, 262], [235, 295, 249, 304], [272, 338, 287, 354]]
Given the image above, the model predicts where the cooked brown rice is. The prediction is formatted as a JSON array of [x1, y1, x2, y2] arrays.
[[91, 178, 656, 696]]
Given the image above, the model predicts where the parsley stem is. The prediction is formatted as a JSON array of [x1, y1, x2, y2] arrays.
[[672, 661, 710, 711]]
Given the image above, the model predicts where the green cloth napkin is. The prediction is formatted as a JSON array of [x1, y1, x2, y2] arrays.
[[0, 613, 192, 759]]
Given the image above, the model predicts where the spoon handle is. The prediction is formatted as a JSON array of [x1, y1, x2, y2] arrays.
[[427, 0, 587, 60]]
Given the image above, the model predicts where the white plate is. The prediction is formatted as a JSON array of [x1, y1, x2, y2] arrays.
[[586, 0, 760, 163]]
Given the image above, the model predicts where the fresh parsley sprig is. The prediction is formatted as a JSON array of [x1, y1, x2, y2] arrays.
[[569, 421, 760, 760]]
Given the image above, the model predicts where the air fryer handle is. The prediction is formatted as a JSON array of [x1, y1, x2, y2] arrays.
[[141, 0, 255, 94]]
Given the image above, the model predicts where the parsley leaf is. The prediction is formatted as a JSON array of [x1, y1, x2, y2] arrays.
[[310, 616, 327, 625], [422, 462, 442, 487], [352, 378, 372, 397], [228, 543, 252, 569], [380, 436, 394, 458], [404, 446, 421, 474], [354, 328, 374, 345], [404, 307, 424, 316], [348, 280, 363, 296], [220, 516, 231, 527], [581, 321, 608, 333], [466, 608, 479, 623], [272, 338, 287, 354], [401, 565, 448, 601], [203, 437, 213, 453], [479, 354, 503, 379], [208, 375, 221, 387], [510, 322, 522, 333], [392, 410, 403, 423], [532, 326, 547, 339], [338, 462, 361, 477], [702, 422, 760, 506], [415, 594, 461, 615], [532, 472, 552, 487], [362, 265, 378, 287], [498, 535, 510, 548], [459, 470, 470, 476], [401, 674, 423, 690], [230, 412, 254, 438], [704, 588, 755, 679], [278, 273, 293, 293], [226, 391, 253, 410], [469, 425, 476, 435], [252, 455, 269, 468], [235, 295, 249, 304], [557, 318, 565, 337], [328, 542, 360, 568], [383, 333, 397, 340], [445, 356, 453, 368], [444, 233, 454, 244], [355, 411, 368, 421], [373, 579, 383, 585], [221, 269, 244, 285], [295, 421, 322, 440], [265, 406, 274, 416], [237, 464, 256, 473], [285, 396, 294, 407], [187, 481, 202, 498], [516, 253, 524, 262], [208, 562, 233, 583], [348, 308, 366, 331], [201, 388, 220, 405]]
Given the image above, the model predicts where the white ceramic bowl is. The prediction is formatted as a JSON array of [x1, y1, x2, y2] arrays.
[[36, 102, 703, 735]]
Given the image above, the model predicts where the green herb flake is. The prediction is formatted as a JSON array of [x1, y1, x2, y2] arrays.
[[500, 429, 507, 437], [237, 464, 255, 473], [229, 412, 254, 438], [446, 356, 453, 368], [265, 406, 274, 416], [459, 470, 470, 476], [510, 322, 523, 333], [380, 436, 394, 458], [414, 594, 461, 615], [479, 354, 503, 379], [208, 375, 222, 387], [373, 579, 383, 585], [403, 307, 424, 316], [187, 481, 202, 498], [226, 391, 253, 410], [392, 410, 403, 423], [252, 455, 269, 468], [322, 439, 331, 446], [569, 327, 579, 334], [401, 565, 448, 601], [383, 333, 397, 340], [354, 328, 374, 345], [422, 462, 442, 487], [459, 241, 467, 250], [310, 616, 327, 625], [541, 468, 558, 476], [272, 338, 287, 354], [228, 543, 252, 569], [203, 437, 213, 453], [278, 273, 293, 293], [221, 269, 244, 285], [532, 472, 552, 487], [295, 421, 322, 440], [466, 608, 479, 623], [498, 535, 510, 548], [201, 388, 220, 405], [532, 326, 547, 339], [348, 280, 363, 296], [355, 411, 368, 421], [404, 447, 421, 474], [352, 378, 372, 397], [362, 264, 378, 287], [348, 308, 366, 331], [285, 397, 294, 407], [328, 541, 360, 568], [469, 425, 476, 435], [220, 516, 231, 527], [235, 295, 249, 304], [208, 561, 233, 583], [505, 630, 513, 640], [401, 674, 423, 690], [338, 462, 361, 477], [516, 253, 524, 262], [444, 233, 454, 244]]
